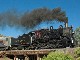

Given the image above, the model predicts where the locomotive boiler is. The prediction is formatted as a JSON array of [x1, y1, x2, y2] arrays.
[[28, 25, 75, 49], [0, 24, 76, 50]]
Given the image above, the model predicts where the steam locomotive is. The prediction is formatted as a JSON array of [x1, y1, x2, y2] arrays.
[[2, 24, 75, 50], [27, 25, 75, 49], [0, 24, 76, 50]]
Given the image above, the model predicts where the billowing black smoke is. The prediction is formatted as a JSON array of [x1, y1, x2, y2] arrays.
[[0, 7, 68, 29], [0, 10, 20, 27]]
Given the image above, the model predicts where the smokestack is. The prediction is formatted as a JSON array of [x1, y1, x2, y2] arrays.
[[64, 17, 68, 28], [65, 22, 68, 28]]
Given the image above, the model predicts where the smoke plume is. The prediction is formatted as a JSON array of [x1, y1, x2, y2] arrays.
[[0, 7, 68, 29]]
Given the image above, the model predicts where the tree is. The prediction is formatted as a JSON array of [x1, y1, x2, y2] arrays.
[[42, 51, 74, 60], [74, 27, 80, 46], [76, 57, 80, 60]]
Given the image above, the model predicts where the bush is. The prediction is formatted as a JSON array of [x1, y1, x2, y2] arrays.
[[42, 51, 74, 60], [74, 47, 80, 57], [76, 57, 80, 60]]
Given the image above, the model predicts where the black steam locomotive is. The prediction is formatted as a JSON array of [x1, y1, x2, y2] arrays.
[[7, 24, 76, 50]]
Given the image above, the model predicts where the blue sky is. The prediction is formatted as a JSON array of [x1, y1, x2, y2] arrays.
[[0, 0, 80, 37]]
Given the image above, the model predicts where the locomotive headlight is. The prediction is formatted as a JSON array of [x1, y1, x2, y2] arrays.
[[72, 40, 73, 43], [71, 38, 74, 43], [10, 45, 11, 47], [72, 31, 75, 34]]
